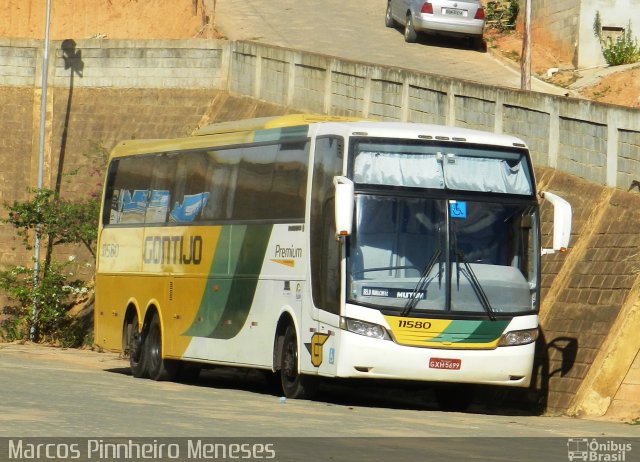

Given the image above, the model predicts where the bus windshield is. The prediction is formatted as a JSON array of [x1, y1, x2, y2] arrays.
[[348, 194, 539, 316]]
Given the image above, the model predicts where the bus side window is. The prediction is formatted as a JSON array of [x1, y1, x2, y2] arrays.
[[201, 149, 239, 221], [169, 152, 210, 223], [107, 155, 154, 225], [145, 154, 176, 224]]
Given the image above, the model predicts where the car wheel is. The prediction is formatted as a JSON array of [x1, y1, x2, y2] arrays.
[[404, 14, 418, 43], [385, 2, 395, 28], [470, 36, 485, 52]]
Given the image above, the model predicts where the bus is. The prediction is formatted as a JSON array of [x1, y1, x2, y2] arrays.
[[94, 114, 571, 409]]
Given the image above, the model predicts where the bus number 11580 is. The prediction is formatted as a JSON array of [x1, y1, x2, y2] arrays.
[[396, 320, 432, 330]]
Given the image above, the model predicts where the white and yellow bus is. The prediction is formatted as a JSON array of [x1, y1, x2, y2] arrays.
[[95, 114, 571, 409]]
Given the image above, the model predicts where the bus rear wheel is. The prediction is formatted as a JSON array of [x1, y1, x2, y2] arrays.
[[127, 313, 147, 378], [280, 325, 317, 399], [144, 314, 179, 381]]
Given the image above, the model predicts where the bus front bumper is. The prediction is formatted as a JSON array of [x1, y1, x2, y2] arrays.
[[333, 330, 535, 387]]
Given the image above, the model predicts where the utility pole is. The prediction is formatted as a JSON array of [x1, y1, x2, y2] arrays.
[[521, 0, 532, 90], [32, 0, 52, 341]]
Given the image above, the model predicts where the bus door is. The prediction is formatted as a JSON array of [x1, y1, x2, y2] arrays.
[[308, 136, 343, 376]]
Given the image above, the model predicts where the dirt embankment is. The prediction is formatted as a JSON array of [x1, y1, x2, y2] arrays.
[[1, 0, 636, 107], [0, 0, 221, 40], [485, 28, 640, 108]]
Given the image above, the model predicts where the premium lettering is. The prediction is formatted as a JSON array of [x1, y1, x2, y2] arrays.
[[274, 244, 302, 259]]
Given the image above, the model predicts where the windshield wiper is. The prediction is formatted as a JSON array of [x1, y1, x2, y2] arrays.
[[451, 222, 497, 321], [401, 248, 441, 317], [455, 251, 497, 321]]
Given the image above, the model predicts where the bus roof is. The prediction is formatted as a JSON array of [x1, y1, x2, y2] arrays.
[[194, 114, 365, 136], [107, 114, 528, 160]]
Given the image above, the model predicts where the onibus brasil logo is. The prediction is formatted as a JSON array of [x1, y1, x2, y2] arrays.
[[567, 438, 633, 461]]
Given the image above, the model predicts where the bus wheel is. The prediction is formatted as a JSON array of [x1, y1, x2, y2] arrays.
[[280, 325, 317, 399], [128, 314, 147, 378], [144, 314, 179, 381], [434, 385, 473, 412]]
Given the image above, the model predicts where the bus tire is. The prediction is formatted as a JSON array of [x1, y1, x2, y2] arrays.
[[128, 313, 147, 379], [280, 325, 317, 399], [144, 314, 179, 381]]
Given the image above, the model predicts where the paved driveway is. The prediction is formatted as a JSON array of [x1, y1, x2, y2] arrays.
[[213, 0, 564, 94]]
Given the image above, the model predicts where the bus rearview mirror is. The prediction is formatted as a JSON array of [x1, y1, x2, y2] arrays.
[[540, 191, 572, 255], [334, 176, 354, 237]]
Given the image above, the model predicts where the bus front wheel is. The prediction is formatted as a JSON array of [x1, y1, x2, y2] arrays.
[[280, 325, 317, 399]]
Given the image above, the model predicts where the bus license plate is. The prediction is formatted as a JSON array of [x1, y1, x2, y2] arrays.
[[443, 8, 464, 16], [429, 358, 461, 370]]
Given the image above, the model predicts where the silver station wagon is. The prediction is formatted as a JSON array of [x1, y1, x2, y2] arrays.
[[385, 0, 485, 47]]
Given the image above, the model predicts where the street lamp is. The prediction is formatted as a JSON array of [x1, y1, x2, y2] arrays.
[[521, 0, 532, 90], [32, 0, 52, 341]]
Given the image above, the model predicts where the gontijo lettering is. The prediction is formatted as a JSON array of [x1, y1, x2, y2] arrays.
[[144, 235, 203, 265]]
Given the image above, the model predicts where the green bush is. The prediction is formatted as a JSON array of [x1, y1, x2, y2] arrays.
[[0, 261, 88, 345], [485, 0, 519, 32], [593, 12, 640, 66], [0, 189, 99, 345]]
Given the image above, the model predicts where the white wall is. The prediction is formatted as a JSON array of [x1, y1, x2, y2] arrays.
[[578, 0, 640, 68]]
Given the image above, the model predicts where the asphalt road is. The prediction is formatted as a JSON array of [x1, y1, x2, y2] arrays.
[[0, 344, 638, 462], [213, 0, 565, 95]]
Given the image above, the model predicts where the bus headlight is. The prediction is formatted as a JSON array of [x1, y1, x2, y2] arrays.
[[340, 317, 391, 340], [498, 328, 538, 347]]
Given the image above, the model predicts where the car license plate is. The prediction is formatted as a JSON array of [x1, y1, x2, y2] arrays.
[[429, 358, 462, 370], [443, 8, 465, 16]]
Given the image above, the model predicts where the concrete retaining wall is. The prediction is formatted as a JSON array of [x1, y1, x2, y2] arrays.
[[0, 38, 228, 89]]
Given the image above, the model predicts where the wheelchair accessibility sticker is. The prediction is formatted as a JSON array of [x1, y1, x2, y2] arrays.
[[450, 201, 467, 219]]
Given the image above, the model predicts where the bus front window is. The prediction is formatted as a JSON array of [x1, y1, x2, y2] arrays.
[[348, 195, 447, 312], [347, 195, 539, 316], [448, 201, 538, 315]]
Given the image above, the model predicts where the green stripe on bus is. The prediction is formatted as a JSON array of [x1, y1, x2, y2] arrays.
[[428, 319, 509, 344], [183, 226, 239, 338], [183, 224, 273, 339]]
